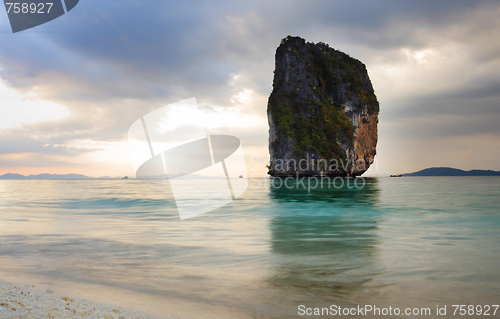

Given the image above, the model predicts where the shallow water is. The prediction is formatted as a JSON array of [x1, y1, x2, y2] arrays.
[[0, 177, 499, 318]]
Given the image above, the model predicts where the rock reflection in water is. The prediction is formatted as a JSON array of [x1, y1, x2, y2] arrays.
[[267, 178, 383, 300]]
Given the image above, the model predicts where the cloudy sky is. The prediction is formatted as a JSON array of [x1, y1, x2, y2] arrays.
[[0, 0, 499, 177]]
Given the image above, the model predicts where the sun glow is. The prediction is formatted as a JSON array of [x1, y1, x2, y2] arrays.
[[404, 49, 434, 64], [157, 100, 262, 133], [0, 79, 69, 129]]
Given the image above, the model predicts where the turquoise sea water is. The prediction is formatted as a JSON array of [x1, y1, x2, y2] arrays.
[[0, 177, 499, 318]]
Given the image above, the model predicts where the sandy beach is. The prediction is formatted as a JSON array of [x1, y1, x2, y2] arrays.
[[0, 280, 169, 319]]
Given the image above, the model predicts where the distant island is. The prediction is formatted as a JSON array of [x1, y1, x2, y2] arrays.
[[404, 167, 500, 176]]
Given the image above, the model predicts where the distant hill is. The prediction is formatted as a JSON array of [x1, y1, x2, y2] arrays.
[[28, 173, 92, 180], [0, 173, 123, 180], [404, 167, 500, 176], [0, 173, 27, 179]]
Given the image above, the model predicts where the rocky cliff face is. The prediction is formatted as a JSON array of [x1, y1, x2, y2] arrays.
[[267, 36, 379, 177]]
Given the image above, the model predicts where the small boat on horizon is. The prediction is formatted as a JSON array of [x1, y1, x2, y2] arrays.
[[239, 175, 243, 178], [390, 174, 403, 177]]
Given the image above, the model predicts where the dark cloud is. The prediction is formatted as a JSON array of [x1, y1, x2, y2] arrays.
[[1, 0, 250, 104], [1, 0, 495, 102], [385, 113, 500, 139], [386, 79, 500, 120]]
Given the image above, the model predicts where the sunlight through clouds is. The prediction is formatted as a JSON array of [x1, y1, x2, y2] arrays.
[[231, 89, 254, 106], [404, 49, 434, 65], [0, 78, 69, 130], [157, 101, 262, 133]]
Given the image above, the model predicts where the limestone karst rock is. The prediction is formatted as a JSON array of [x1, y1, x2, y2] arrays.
[[267, 36, 379, 177]]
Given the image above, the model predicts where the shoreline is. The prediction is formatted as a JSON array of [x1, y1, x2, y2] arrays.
[[0, 279, 169, 319]]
